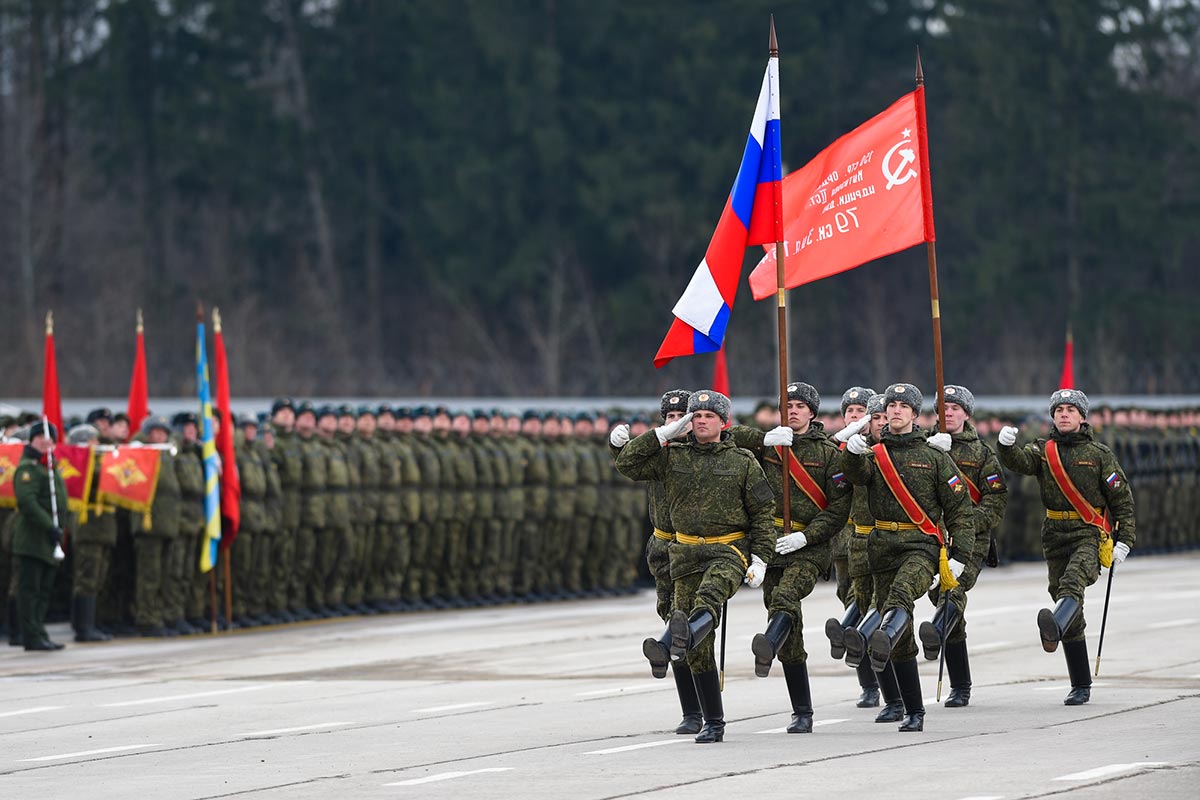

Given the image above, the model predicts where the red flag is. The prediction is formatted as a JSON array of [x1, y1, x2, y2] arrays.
[[750, 89, 935, 299], [1058, 328, 1075, 389], [712, 346, 730, 397], [42, 311, 63, 439], [212, 308, 240, 545], [127, 309, 149, 436]]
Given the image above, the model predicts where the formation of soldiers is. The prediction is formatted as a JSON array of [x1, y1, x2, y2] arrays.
[[614, 383, 1144, 743], [1, 401, 657, 644]]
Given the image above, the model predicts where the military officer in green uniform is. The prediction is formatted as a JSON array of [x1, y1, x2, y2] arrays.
[[344, 405, 380, 613], [319, 406, 355, 615], [840, 383, 975, 732], [403, 407, 442, 608], [731, 382, 852, 733], [12, 421, 67, 650], [918, 385, 1008, 708], [617, 390, 775, 744], [516, 412, 550, 600], [998, 388, 1135, 705]]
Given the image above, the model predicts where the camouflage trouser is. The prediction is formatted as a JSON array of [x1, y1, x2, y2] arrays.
[[291, 526, 317, 611], [480, 517, 504, 597], [514, 517, 543, 596], [645, 534, 673, 622], [266, 528, 294, 614], [927, 536, 989, 645], [386, 522, 412, 601], [318, 523, 353, 606], [345, 521, 372, 606], [366, 521, 391, 602], [869, 531, 938, 663], [847, 531, 874, 612], [423, 518, 447, 598], [1044, 528, 1101, 642], [72, 540, 112, 597], [187, 532, 211, 619], [161, 536, 189, 622], [462, 519, 485, 598], [832, 528, 851, 605], [674, 561, 743, 673], [495, 518, 518, 596], [230, 530, 256, 617], [133, 535, 171, 628], [763, 559, 822, 665], [443, 519, 467, 598], [561, 515, 591, 593], [404, 521, 430, 602]]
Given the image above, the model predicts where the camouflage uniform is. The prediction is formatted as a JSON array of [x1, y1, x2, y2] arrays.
[[174, 439, 208, 624], [295, 430, 327, 614], [569, 431, 601, 594], [232, 435, 268, 621], [270, 428, 305, 619], [131, 444, 181, 634], [406, 427, 442, 605], [516, 431, 550, 598], [546, 431, 578, 597], [346, 430, 380, 609], [463, 430, 495, 600], [495, 428, 525, 598], [321, 432, 355, 610], [71, 450, 118, 634], [12, 446, 67, 648]]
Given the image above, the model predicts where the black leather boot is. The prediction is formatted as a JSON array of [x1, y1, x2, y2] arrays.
[[643, 624, 672, 679], [751, 612, 792, 677], [843, 608, 881, 668], [868, 608, 911, 673], [1063, 639, 1092, 705], [74, 596, 112, 642], [893, 657, 925, 732], [8, 597, 23, 647], [669, 608, 714, 661], [856, 663, 881, 707], [671, 661, 703, 734], [782, 662, 813, 733], [918, 602, 959, 661], [874, 662, 905, 722], [1037, 596, 1080, 654], [692, 670, 725, 743], [825, 600, 861, 659], [943, 639, 972, 707]]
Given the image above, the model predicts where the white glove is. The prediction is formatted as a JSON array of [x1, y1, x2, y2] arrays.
[[948, 557, 965, 578], [834, 415, 870, 443], [846, 433, 870, 455], [928, 573, 941, 591], [775, 531, 807, 554], [928, 432, 952, 452], [53, 544, 65, 562], [609, 424, 630, 448], [763, 425, 793, 447], [744, 555, 767, 588], [1112, 541, 1130, 565], [998, 426, 1018, 446], [654, 412, 693, 445]]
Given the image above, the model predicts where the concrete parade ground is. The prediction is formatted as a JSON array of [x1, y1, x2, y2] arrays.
[[2, 554, 1198, 799]]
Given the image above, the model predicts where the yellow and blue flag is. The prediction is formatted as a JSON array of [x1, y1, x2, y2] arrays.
[[196, 321, 221, 572]]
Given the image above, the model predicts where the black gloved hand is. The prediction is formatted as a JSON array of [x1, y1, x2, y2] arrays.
[[49, 526, 64, 545]]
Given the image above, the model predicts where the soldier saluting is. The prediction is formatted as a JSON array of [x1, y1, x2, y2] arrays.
[[616, 390, 774, 744], [997, 389, 1134, 705]]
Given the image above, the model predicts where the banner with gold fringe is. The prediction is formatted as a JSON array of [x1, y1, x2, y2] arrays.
[[97, 447, 162, 528]]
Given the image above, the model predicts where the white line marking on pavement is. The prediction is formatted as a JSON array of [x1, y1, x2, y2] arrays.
[[575, 684, 663, 698], [754, 718, 849, 734], [384, 767, 513, 786], [18, 744, 162, 762], [1147, 618, 1196, 630], [240, 722, 353, 737], [412, 702, 491, 714], [100, 685, 269, 707], [1053, 762, 1168, 781], [584, 740, 684, 755], [0, 706, 63, 718], [970, 641, 1013, 652], [1034, 683, 1107, 691]]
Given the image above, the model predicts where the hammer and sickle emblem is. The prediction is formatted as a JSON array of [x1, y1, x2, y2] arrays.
[[883, 138, 917, 190]]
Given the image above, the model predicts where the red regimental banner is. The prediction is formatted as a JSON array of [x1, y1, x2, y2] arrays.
[[749, 90, 929, 299], [54, 444, 96, 521], [98, 448, 162, 524], [0, 443, 23, 508]]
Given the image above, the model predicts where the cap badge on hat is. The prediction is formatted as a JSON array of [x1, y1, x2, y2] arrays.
[[788, 384, 798, 392], [1062, 390, 1073, 397], [945, 387, 956, 395], [698, 393, 710, 401], [669, 397, 680, 405], [849, 390, 858, 398], [896, 386, 905, 392]]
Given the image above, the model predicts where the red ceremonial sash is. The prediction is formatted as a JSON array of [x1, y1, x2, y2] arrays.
[[871, 443, 944, 544], [962, 474, 981, 505], [1044, 440, 1111, 534], [777, 446, 828, 510]]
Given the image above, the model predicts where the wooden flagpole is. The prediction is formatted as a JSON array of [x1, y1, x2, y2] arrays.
[[916, 49, 946, 434], [770, 16, 792, 536]]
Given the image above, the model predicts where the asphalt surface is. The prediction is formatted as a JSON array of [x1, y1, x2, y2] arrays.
[[2, 554, 1198, 799]]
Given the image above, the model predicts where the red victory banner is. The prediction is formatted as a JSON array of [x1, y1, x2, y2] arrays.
[[54, 444, 98, 523], [749, 89, 934, 298], [0, 442, 24, 509], [97, 447, 163, 527]]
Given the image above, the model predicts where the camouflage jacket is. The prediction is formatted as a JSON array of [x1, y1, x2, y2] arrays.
[[999, 423, 1135, 547], [298, 432, 328, 529], [175, 440, 206, 530], [270, 429, 305, 530], [942, 422, 1008, 552]]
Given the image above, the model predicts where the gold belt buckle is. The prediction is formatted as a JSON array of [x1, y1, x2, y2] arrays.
[[696, 536, 706, 544]]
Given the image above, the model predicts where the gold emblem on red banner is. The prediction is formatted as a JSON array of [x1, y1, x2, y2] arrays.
[[106, 458, 149, 489]]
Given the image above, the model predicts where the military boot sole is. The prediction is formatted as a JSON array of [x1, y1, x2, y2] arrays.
[[750, 633, 776, 678], [786, 714, 813, 734], [643, 637, 671, 679], [1064, 687, 1090, 706], [918, 620, 942, 661], [867, 629, 894, 673], [825, 618, 847, 659], [668, 610, 691, 661], [1037, 608, 1061, 653], [843, 629, 867, 668]]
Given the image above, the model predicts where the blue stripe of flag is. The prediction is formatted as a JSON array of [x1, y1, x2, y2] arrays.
[[728, 133, 765, 230]]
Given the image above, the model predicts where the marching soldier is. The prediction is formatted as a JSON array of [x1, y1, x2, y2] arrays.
[[610, 389, 703, 734], [918, 385, 1008, 708], [839, 383, 975, 732], [12, 420, 67, 651], [734, 382, 852, 733], [997, 388, 1135, 705], [617, 390, 775, 744]]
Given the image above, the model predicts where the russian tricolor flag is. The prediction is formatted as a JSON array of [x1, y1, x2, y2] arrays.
[[654, 54, 782, 368]]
